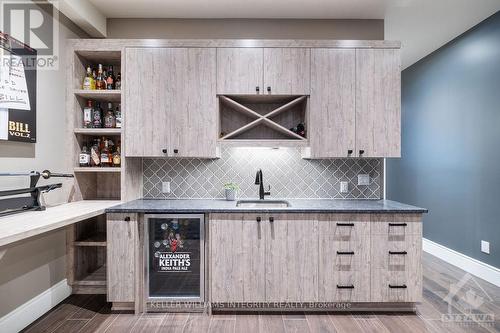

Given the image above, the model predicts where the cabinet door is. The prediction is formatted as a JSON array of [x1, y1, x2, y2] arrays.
[[356, 49, 401, 157], [107, 213, 137, 302], [210, 213, 266, 302], [217, 48, 263, 94], [124, 48, 170, 157], [318, 214, 371, 302], [263, 48, 310, 95], [309, 49, 356, 158], [265, 214, 319, 302], [168, 48, 218, 158]]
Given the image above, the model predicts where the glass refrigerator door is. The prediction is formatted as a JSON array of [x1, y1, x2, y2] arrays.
[[146, 214, 204, 300]]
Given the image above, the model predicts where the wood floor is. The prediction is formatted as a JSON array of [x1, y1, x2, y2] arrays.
[[23, 253, 500, 333]]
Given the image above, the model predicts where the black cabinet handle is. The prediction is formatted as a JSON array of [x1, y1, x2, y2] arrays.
[[359, 150, 365, 156], [256, 86, 260, 93], [269, 217, 274, 223], [162, 148, 167, 154], [347, 149, 353, 155], [336, 223, 354, 227], [389, 284, 407, 289], [337, 285, 355, 289], [389, 223, 407, 227], [256, 216, 261, 223], [337, 251, 355, 255], [173, 149, 179, 154], [389, 251, 407, 255], [267, 86, 271, 92], [124, 216, 130, 222]]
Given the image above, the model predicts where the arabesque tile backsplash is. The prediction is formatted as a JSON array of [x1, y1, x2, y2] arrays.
[[143, 147, 383, 199]]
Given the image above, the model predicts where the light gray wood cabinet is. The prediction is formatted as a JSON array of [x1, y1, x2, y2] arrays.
[[308, 48, 400, 158], [107, 213, 137, 302], [124, 47, 217, 158], [263, 48, 310, 95], [356, 49, 401, 158], [217, 48, 310, 95], [309, 49, 356, 158]]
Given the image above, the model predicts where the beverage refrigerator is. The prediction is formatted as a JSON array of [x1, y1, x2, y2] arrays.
[[144, 214, 205, 306]]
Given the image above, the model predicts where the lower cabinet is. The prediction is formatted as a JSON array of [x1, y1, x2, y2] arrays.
[[107, 213, 138, 302], [209, 213, 422, 304]]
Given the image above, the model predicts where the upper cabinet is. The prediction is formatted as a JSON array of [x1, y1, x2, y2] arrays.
[[355, 49, 401, 158], [263, 48, 310, 95], [217, 48, 310, 95], [308, 48, 401, 158], [125, 47, 218, 158]]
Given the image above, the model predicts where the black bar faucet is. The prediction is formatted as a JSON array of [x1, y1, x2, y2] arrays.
[[255, 169, 271, 200]]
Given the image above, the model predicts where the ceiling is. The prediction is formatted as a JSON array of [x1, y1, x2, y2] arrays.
[[88, 0, 387, 19], [86, 0, 500, 69]]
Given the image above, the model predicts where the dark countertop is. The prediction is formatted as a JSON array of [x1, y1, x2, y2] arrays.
[[105, 199, 428, 214]]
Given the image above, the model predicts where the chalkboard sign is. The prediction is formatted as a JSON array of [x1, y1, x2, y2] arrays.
[[0, 32, 37, 143]]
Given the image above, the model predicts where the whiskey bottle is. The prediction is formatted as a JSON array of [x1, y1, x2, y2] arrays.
[[104, 102, 115, 128], [92, 102, 103, 128], [96, 64, 105, 90], [90, 139, 100, 167], [106, 65, 115, 90], [115, 104, 122, 128], [115, 73, 121, 90], [83, 100, 93, 128], [82, 66, 95, 90], [112, 146, 121, 167], [100, 139, 112, 167], [79, 144, 90, 167]]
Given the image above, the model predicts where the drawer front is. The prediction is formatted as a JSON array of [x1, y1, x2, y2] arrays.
[[318, 214, 371, 242], [371, 234, 422, 302], [371, 214, 422, 237], [320, 270, 371, 302]]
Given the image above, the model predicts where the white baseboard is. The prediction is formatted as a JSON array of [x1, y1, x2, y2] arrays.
[[423, 238, 500, 287], [0, 279, 71, 333]]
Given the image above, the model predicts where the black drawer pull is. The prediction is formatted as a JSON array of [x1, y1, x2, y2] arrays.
[[256, 86, 260, 92], [347, 149, 353, 155], [389, 251, 407, 255], [337, 284, 355, 289], [359, 149, 365, 156], [267, 86, 271, 92], [256, 217, 261, 223], [269, 217, 274, 223], [173, 149, 179, 154], [124, 216, 130, 222], [336, 223, 354, 227], [389, 284, 407, 289], [337, 251, 355, 255], [162, 148, 167, 154], [389, 223, 407, 227]]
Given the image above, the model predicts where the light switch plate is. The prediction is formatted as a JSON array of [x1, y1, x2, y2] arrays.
[[357, 174, 370, 186], [481, 240, 490, 254], [162, 181, 171, 194], [340, 181, 349, 193]]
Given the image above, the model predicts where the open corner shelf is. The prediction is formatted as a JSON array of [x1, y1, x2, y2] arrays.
[[218, 95, 308, 141], [74, 167, 121, 173], [74, 128, 122, 135], [74, 89, 121, 102]]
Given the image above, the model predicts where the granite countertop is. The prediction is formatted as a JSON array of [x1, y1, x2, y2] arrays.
[[105, 199, 427, 214]]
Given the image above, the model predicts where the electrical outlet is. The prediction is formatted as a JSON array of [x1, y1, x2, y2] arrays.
[[162, 181, 171, 194], [340, 181, 349, 193], [481, 240, 490, 254], [357, 174, 370, 186]]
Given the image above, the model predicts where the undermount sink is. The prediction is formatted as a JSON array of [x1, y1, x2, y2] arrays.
[[236, 200, 291, 208]]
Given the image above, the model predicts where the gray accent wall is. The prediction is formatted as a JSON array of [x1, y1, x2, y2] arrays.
[[387, 11, 500, 268]]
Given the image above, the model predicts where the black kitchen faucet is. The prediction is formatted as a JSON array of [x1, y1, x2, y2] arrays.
[[255, 169, 271, 200]]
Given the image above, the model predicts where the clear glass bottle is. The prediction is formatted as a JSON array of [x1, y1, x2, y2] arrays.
[[100, 139, 111, 167], [104, 102, 115, 128], [106, 65, 115, 90], [79, 143, 90, 167], [115, 103, 122, 128], [96, 64, 105, 90], [92, 102, 103, 128], [82, 66, 95, 90], [115, 72, 121, 90], [112, 146, 121, 167], [90, 139, 100, 167]]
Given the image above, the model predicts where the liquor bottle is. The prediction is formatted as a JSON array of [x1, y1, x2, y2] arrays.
[[106, 65, 115, 90], [82, 66, 95, 90], [104, 102, 115, 128], [100, 139, 112, 167], [92, 102, 103, 128], [115, 104, 122, 128], [96, 64, 105, 90], [115, 73, 121, 90], [90, 139, 100, 167], [79, 143, 90, 167], [112, 146, 121, 167], [83, 100, 93, 128]]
